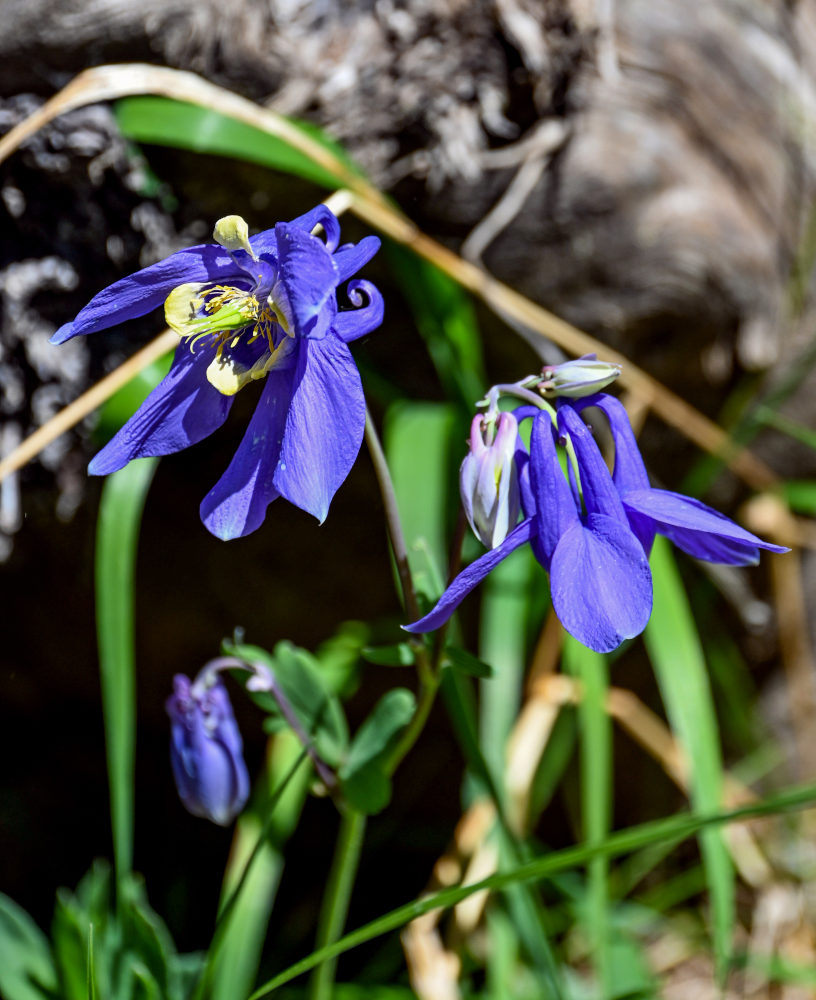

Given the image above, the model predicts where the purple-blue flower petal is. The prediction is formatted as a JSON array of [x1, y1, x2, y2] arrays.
[[199, 367, 293, 540], [50, 245, 238, 344], [88, 342, 234, 475], [333, 280, 384, 342], [528, 411, 579, 566], [273, 335, 365, 522], [334, 236, 382, 283], [289, 204, 342, 252], [549, 513, 653, 653], [622, 488, 788, 564], [272, 223, 339, 340], [557, 404, 627, 520], [404, 518, 535, 633], [579, 394, 651, 494]]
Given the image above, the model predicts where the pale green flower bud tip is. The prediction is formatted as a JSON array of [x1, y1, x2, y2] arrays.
[[213, 215, 257, 260]]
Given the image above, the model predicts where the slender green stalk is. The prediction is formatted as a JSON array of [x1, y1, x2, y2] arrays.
[[364, 406, 420, 623], [308, 808, 367, 1000], [95, 457, 158, 903]]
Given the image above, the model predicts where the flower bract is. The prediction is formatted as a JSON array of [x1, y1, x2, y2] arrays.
[[52, 205, 383, 539]]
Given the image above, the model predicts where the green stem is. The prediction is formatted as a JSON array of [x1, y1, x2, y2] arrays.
[[364, 405, 420, 622], [308, 808, 367, 1000]]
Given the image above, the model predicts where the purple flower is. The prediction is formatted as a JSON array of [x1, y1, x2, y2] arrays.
[[166, 673, 250, 826], [406, 392, 786, 653], [573, 394, 788, 565], [52, 205, 383, 539], [460, 411, 521, 548]]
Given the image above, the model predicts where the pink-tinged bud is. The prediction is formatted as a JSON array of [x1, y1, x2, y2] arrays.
[[460, 411, 520, 548], [539, 355, 621, 398]]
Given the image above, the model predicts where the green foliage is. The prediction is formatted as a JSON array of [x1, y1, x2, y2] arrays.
[[0, 863, 203, 1000], [96, 458, 159, 895], [340, 689, 416, 814], [115, 97, 356, 189], [384, 401, 457, 600], [227, 639, 350, 767], [645, 538, 735, 979], [0, 894, 59, 1000]]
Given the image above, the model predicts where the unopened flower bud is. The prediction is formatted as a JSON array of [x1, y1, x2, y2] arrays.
[[166, 673, 250, 826], [539, 355, 621, 398], [460, 411, 520, 548]]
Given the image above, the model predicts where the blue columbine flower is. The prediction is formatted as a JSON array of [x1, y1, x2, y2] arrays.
[[406, 384, 786, 653], [52, 205, 383, 539], [166, 672, 250, 826]]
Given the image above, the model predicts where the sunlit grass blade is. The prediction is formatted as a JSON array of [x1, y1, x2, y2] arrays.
[[95, 457, 158, 899], [563, 637, 611, 997], [386, 247, 486, 411], [85, 924, 95, 1000], [248, 782, 816, 998], [439, 668, 564, 999], [383, 402, 457, 600], [644, 537, 735, 979], [210, 732, 312, 1000], [478, 545, 534, 793], [115, 96, 356, 189]]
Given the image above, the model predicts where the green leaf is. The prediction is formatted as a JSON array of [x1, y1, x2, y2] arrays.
[[96, 459, 159, 893], [361, 643, 416, 667], [119, 875, 174, 998], [564, 638, 612, 998], [86, 924, 96, 1000], [782, 479, 816, 517], [115, 97, 358, 190], [248, 782, 816, 998], [340, 689, 416, 814], [384, 401, 457, 601], [645, 537, 735, 979], [444, 645, 493, 678], [225, 640, 349, 767], [0, 894, 58, 1000], [386, 246, 486, 409], [210, 732, 312, 1000]]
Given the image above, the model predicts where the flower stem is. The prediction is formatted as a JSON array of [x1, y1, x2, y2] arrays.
[[308, 807, 367, 1000], [364, 406, 420, 622]]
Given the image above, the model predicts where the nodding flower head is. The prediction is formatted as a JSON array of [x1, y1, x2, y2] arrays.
[[460, 410, 521, 549], [166, 672, 250, 826]]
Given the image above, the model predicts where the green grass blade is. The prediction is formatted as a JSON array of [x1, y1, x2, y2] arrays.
[[85, 924, 96, 1000], [383, 402, 456, 599], [95, 457, 158, 897], [478, 545, 534, 794], [563, 637, 612, 996], [386, 247, 486, 410], [248, 783, 816, 998], [210, 732, 312, 1000], [644, 537, 734, 979], [115, 97, 354, 189]]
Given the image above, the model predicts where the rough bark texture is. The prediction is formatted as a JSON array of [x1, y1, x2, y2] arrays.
[[1, 0, 816, 544]]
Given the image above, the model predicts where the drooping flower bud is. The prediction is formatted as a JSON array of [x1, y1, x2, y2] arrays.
[[539, 355, 621, 398], [460, 411, 521, 548], [166, 673, 250, 826]]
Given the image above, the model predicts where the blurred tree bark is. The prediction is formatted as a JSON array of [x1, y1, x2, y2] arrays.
[[1, 0, 816, 497]]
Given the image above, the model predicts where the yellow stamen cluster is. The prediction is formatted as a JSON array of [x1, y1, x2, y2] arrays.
[[165, 282, 287, 396]]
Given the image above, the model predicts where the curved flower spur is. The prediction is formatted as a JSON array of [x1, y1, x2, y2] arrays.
[[52, 205, 383, 539], [405, 361, 787, 653]]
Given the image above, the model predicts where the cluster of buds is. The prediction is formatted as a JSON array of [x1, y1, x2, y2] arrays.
[[460, 355, 621, 550]]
